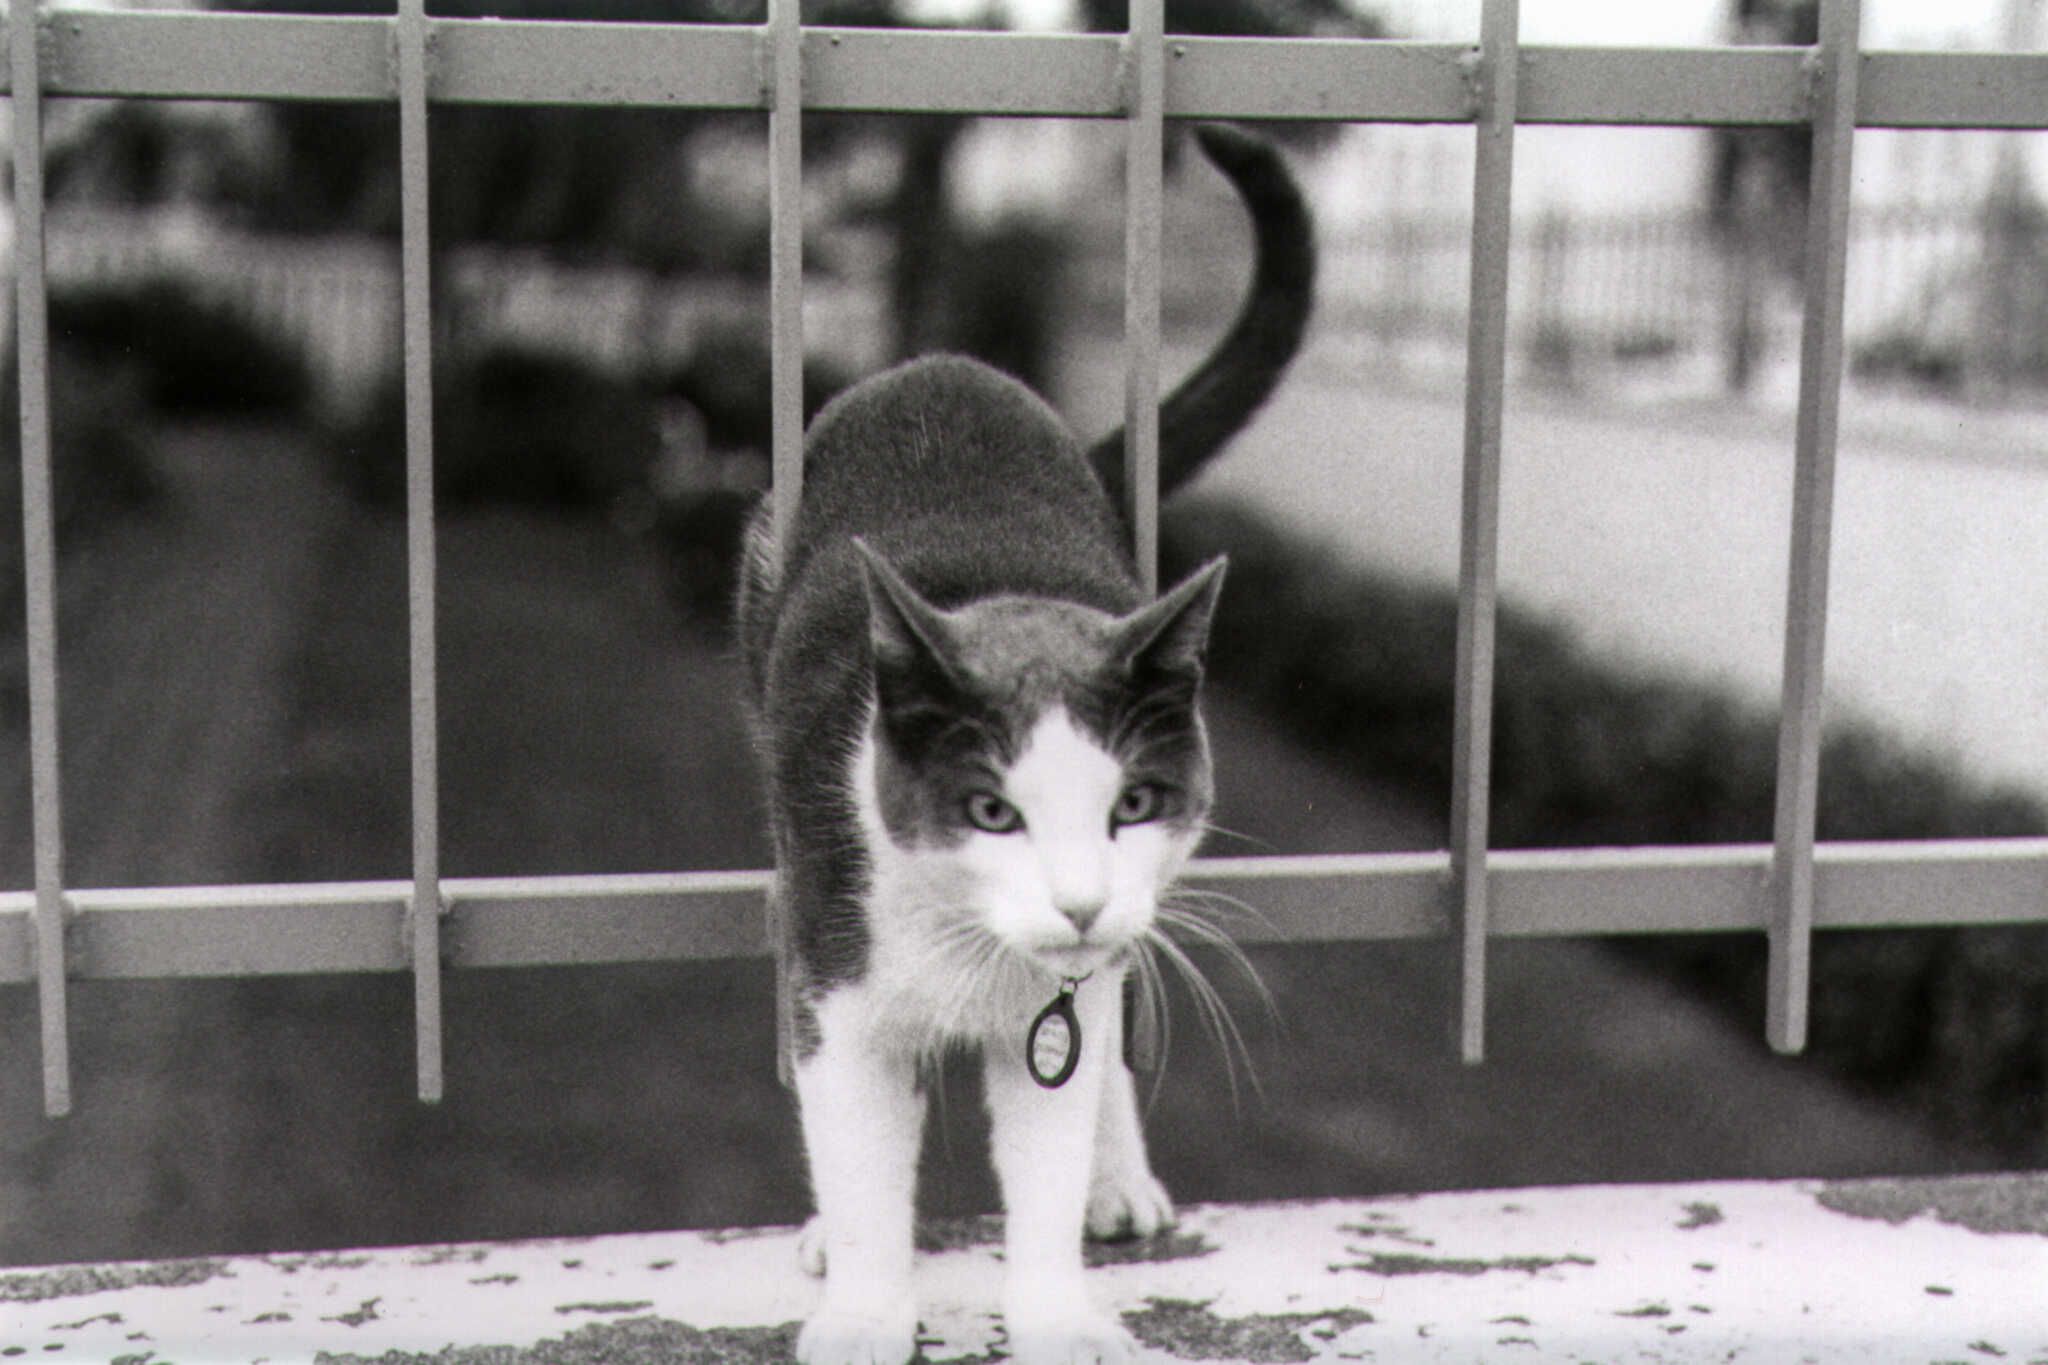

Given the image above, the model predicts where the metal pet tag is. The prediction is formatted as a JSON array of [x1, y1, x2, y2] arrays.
[[1027, 979, 1083, 1089]]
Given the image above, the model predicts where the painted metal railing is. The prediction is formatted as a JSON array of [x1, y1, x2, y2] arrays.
[[4, 0, 2047, 1117]]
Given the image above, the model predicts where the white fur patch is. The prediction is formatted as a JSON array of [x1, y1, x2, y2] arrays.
[[847, 705, 1199, 1052]]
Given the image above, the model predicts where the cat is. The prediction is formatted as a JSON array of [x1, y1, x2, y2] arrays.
[[736, 122, 1313, 1365]]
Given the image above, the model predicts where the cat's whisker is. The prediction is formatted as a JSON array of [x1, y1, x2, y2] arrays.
[[942, 924, 1014, 1042], [1194, 819, 1276, 854], [1129, 939, 1175, 1113], [1141, 921, 1265, 1113], [1158, 895, 1264, 949], [1164, 884, 1272, 931], [1159, 897, 1279, 1004], [1156, 931, 1253, 1065], [1157, 941, 1258, 1115]]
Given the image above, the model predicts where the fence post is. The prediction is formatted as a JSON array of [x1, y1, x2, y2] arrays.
[[9, 0, 72, 1118], [1768, 0, 1862, 1056], [766, 0, 804, 1089], [1122, 0, 1164, 594], [395, 0, 446, 1102], [1449, 0, 1520, 1067]]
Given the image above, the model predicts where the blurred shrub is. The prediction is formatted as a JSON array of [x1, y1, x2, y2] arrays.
[[655, 486, 758, 627], [1851, 330, 1967, 394], [1160, 495, 2048, 1161], [50, 275, 314, 417], [0, 342, 164, 712], [0, 344, 162, 545], [650, 212, 1067, 627], [647, 325, 853, 626], [933, 219, 1070, 396], [652, 321, 853, 456], [1161, 497, 2042, 848], [332, 344, 660, 514], [1610, 328, 1681, 364]]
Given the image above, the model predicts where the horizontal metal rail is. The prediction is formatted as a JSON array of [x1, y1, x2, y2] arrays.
[[1, 843, 2043, 984], [1, 14, 2042, 129]]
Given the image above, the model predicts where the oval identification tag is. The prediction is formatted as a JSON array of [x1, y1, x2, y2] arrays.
[[1027, 983, 1082, 1089]]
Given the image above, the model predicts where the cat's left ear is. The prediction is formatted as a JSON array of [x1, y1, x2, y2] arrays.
[[1114, 557, 1227, 678], [853, 538, 964, 683]]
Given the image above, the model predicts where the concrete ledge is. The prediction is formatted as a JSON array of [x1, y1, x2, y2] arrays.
[[5, 1174, 2046, 1363]]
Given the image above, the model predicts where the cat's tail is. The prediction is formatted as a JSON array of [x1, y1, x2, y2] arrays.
[[1089, 123, 1316, 510]]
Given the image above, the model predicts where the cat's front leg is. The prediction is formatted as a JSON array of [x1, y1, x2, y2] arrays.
[[795, 992, 926, 1365], [985, 972, 1134, 1365], [1086, 1054, 1175, 1243]]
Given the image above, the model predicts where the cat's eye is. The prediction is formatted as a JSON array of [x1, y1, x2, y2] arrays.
[[1112, 783, 1164, 828], [965, 792, 1024, 834]]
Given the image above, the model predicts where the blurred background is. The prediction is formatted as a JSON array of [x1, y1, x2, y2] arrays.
[[2, 0, 2045, 1268]]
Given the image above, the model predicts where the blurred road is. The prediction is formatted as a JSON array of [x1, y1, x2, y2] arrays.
[[0, 425, 1991, 1269]]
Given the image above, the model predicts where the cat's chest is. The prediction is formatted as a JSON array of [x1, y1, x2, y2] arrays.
[[856, 828, 1045, 1045]]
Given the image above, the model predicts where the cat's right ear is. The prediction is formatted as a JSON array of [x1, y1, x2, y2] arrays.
[[1114, 556, 1228, 681], [853, 539, 962, 684]]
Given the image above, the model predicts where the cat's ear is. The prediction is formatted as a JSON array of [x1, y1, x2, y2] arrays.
[[1114, 557, 1227, 678], [853, 538, 963, 682]]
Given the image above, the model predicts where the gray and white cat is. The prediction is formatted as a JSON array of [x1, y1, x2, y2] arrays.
[[737, 124, 1313, 1365]]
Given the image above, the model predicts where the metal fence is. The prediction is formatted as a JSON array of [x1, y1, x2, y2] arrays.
[[4, 0, 2047, 1121]]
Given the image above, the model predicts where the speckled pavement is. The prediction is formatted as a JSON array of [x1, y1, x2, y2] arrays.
[[6, 1175, 2045, 1363]]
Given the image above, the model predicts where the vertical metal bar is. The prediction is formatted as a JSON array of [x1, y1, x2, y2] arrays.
[[765, 0, 803, 1088], [395, 0, 444, 1101], [1448, 0, 1518, 1067], [1768, 0, 1861, 1056], [1122, 0, 1164, 595], [9, 0, 70, 1118], [1119, 9, 1162, 1066], [767, 0, 803, 560]]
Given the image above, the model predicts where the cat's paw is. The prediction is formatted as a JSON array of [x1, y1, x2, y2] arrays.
[[797, 1215, 827, 1277], [1005, 1308, 1136, 1365], [797, 1303, 918, 1365], [1085, 1168, 1175, 1242]]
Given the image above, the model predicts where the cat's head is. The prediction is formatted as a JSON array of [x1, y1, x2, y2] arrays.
[[855, 542, 1226, 981]]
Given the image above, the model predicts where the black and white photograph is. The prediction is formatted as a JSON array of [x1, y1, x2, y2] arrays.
[[2, 0, 2045, 1359]]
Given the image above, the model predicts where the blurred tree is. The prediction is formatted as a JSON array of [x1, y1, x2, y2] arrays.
[[1709, 0, 1815, 392], [209, 0, 766, 271], [43, 103, 278, 211], [1709, 0, 1815, 239], [192, 0, 1389, 395], [207, 0, 979, 376]]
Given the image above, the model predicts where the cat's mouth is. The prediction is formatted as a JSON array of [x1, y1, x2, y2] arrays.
[[1030, 940, 1126, 976]]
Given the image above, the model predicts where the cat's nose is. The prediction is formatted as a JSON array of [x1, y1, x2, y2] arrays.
[[1055, 896, 1105, 936]]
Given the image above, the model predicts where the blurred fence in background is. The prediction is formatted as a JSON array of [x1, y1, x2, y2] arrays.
[[1117, 192, 2048, 399], [1310, 194, 2048, 394], [46, 210, 891, 412], [54, 187, 2041, 417]]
